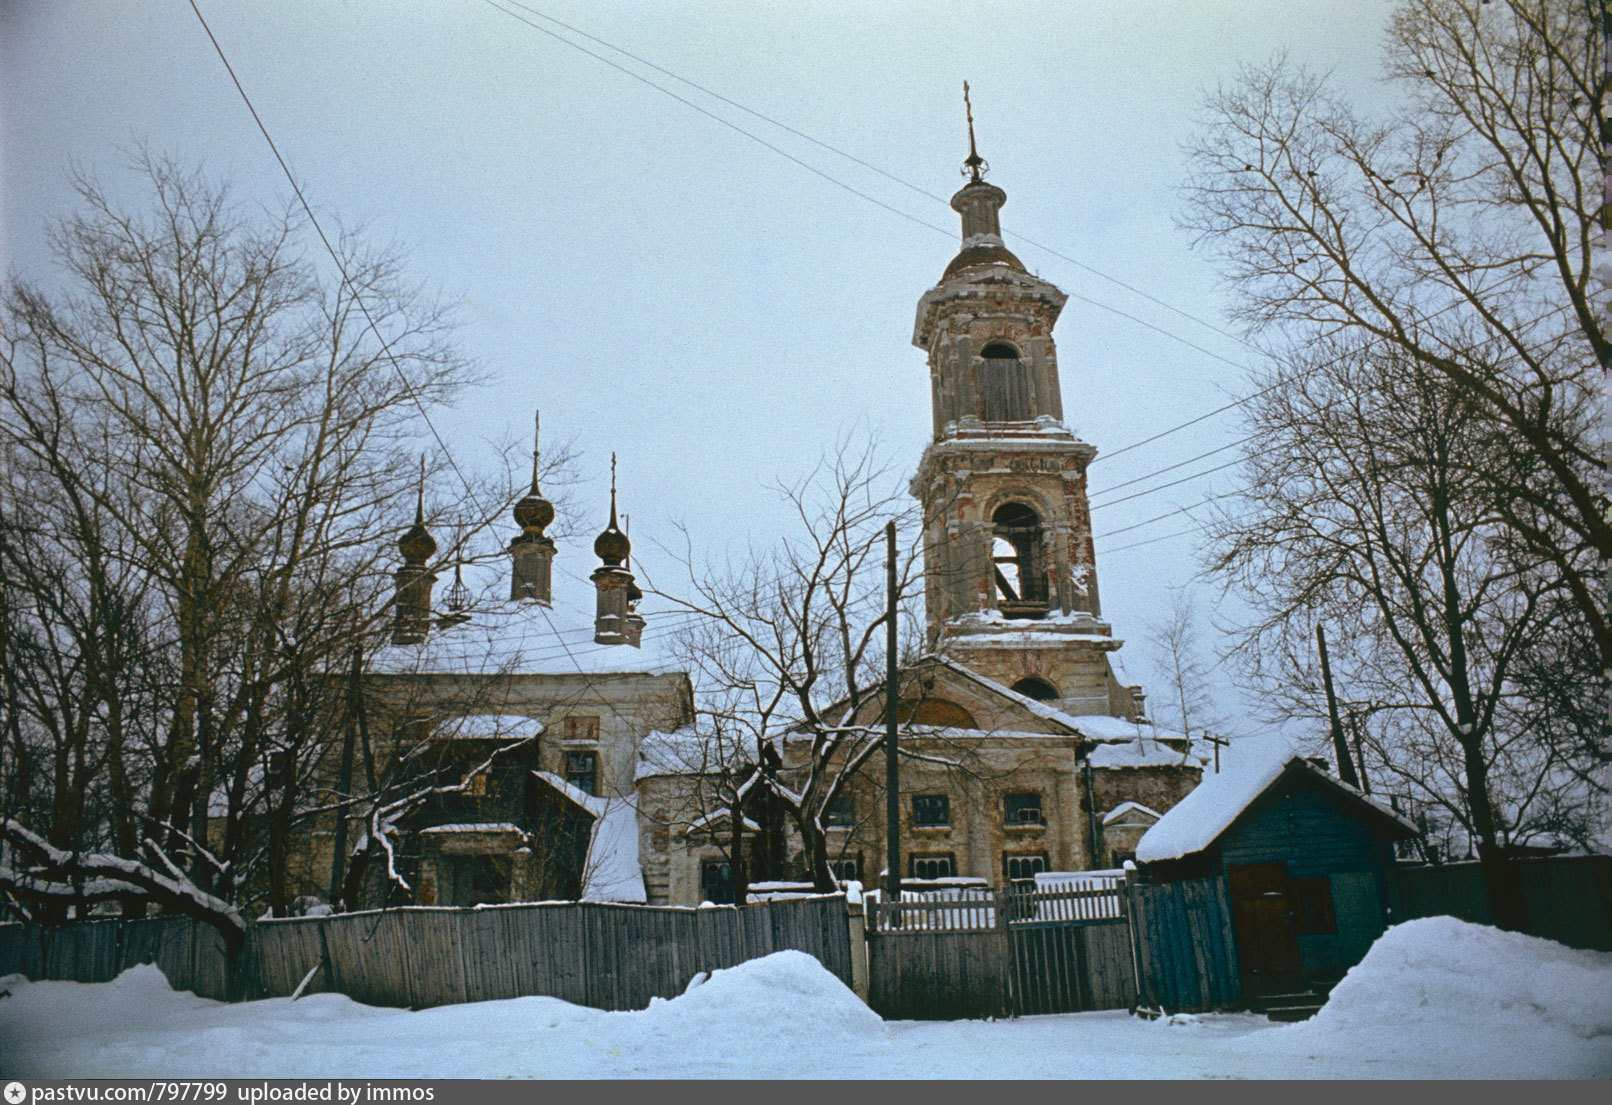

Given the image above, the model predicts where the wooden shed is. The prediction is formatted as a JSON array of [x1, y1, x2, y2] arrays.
[[1135, 753, 1420, 1001]]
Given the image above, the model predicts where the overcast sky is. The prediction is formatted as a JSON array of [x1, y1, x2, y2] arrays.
[[2, 0, 1401, 743]]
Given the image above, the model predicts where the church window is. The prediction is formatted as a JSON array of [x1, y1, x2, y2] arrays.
[[825, 794, 855, 827], [830, 854, 863, 883], [565, 751, 598, 796], [700, 859, 734, 905], [909, 853, 956, 880], [1004, 852, 1049, 886], [978, 341, 1032, 421], [1004, 792, 1045, 826], [1010, 676, 1060, 701], [564, 716, 600, 744], [992, 503, 1048, 616], [912, 794, 950, 827]]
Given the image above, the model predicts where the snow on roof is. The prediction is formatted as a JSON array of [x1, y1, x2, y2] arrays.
[[531, 770, 606, 817], [1102, 801, 1162, 826], [419, 822, 526, 835], [581, 798, 645, 903], [1087, 735, 1207, 769], [1135, 741, 1418, 863], [685, 809, 761, 834], [636, 725, 751, 780], [433, 714, 545, 739], [366, 561, 683, 677]]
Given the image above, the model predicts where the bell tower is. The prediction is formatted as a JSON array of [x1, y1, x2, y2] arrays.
[[911, 87, 1130, 717]]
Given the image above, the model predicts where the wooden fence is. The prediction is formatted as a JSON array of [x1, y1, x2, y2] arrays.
[[863, 885, 1138, 1019], [0, 894, 853, 1013], [1395, 854, 1612, 951], [1126, 875, 1242, 1014]]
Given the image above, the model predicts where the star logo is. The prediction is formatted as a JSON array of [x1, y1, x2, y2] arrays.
[[4, 1081, 26, 1104]]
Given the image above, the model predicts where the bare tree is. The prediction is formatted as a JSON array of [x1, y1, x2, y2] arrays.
[[1209, 340, 1606, 927], [661, 437, 932, 892], [1145, 590, 1221, 741], [1182, 0, 1608, 664], [0, 151, 475, 925]]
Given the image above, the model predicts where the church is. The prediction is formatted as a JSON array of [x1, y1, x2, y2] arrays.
[[303, 128, 1206, 910]]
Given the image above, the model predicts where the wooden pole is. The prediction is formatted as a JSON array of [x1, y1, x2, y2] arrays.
[[884, 521, 901, 904], [1316, 624, 1361, 788]]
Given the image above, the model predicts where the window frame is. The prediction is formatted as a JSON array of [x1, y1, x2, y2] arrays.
[[911, 793, 951, 828], [824, 793, 855, 829], [1289, 875, 1337, 934], [1003, 791, 1046, 827], [1003, 851, 1050, 886], [908, 853, 957, 880], [564, 750, 599, 797]]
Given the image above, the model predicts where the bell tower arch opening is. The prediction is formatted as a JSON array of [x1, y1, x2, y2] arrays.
[[991, 502, 1048, 618]]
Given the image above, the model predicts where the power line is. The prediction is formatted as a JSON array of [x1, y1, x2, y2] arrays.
[[187, 1, 673, 732], [1090, 455, 1244, 511], [1088, 431, 1259, 500], [495, 0, 1259, 357], [478, 0, 1252, 377], [185, 0, 476, 499]]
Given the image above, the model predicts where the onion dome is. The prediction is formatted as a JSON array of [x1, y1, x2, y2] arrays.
[[513, 411, 555, 535], [594, 453, 631, 567], [398, 480, 437, 565]]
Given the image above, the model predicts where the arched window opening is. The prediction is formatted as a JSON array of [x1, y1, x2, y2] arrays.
[[992, 503, 1048, 618], [979, 342, 1031, 421], [1010, 676, 1060, 701]]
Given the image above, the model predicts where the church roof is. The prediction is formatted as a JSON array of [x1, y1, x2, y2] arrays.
[[367, 559, 683, 678], [942, 239, 1027, 279]]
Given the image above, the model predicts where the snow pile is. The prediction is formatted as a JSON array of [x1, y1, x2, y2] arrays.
[[627, 951, 881, 1062], [1242, 917, 1612, 1078], [6, 928, 1609, 1078], [1311, 916, 1612, 1041]]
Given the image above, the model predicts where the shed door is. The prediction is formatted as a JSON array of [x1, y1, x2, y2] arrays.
[[1227, 863, 1304, 996]]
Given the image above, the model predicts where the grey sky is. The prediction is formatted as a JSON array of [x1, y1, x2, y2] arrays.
[[1, 0, 1399, 739]]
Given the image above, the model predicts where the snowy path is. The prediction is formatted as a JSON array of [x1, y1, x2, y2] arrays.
[[3, 918, 1609, 1080]]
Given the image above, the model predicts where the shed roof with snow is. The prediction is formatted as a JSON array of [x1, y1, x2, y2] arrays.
[[1136, 752, 1418, 872]]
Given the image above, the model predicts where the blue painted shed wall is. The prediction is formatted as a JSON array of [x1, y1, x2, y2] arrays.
[[1218, 773, 1401, 980]]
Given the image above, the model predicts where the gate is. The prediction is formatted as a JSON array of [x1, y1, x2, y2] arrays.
[[864, 881, 1137, 1019]]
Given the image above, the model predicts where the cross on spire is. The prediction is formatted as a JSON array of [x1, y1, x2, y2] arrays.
[[963, 81, 987, 182], [530, 410, 542, 494]]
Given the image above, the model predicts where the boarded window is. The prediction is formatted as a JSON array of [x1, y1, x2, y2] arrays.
[[909, 853, 956, 879], [565, 751, 598, 796], [1004, 792, 1045, 826], [978, 342, 1031, 421], [1290, 876, 1337, 933], [912, 794, 950, 827], [1010, 676, 1059, 701], [897, 698, 979, 728], [564, 716, 600, 743], [445, 854, 511, 907]]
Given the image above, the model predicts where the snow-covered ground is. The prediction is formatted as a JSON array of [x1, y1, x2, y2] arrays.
[[2, 918, 1608, 1079]]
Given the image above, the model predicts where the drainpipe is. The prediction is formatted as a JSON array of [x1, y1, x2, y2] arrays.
[[1082, 756, 1101, 870]]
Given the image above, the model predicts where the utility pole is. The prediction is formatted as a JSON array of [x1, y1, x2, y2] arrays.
[[883, 521, 902, 904], [1316, 624, 1361, 788], [1201, 731, 1229, 774]]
